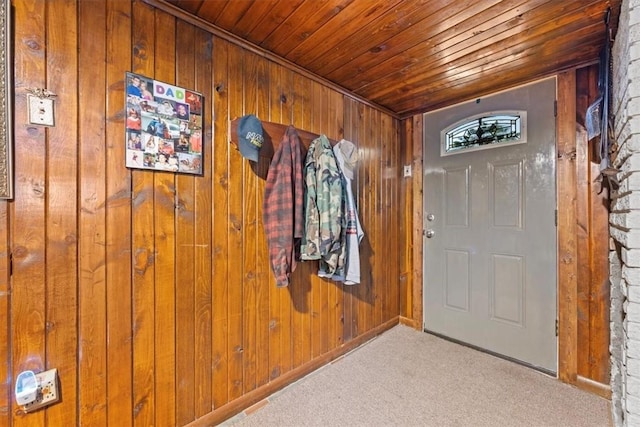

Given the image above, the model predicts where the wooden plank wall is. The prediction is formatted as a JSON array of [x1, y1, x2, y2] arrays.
[[1, 1, 401, 426], [402, 65, 611, 394], [575, 64, 611, 394]]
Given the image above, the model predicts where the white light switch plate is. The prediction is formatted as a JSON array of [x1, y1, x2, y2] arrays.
[[27, 94, 55, 127], [403, 165, 412, 177]]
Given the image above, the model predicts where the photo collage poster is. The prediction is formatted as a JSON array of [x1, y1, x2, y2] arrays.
[[125, 72, 204, 175]]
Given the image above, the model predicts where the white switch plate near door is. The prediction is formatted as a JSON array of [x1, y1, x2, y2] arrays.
[[27, 94, 55, 127]]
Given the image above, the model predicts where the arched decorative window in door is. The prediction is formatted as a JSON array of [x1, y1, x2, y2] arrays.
[[441, 111, 527, 156]]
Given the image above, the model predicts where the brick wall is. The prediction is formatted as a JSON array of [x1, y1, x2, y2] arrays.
[[611, 0, 640, 425]]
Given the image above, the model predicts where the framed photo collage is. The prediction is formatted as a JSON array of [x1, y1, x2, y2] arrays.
[[125, 72, 204, 175]]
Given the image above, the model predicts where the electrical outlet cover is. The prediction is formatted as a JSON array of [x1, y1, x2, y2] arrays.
[[27, 94, 55, 127], [21, 368, 60, 413]]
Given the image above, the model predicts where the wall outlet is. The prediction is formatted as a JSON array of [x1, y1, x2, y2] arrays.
[[21, 368, 60, 413]]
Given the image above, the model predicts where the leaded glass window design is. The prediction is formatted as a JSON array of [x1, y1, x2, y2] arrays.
[[441, 112, 526, 155]]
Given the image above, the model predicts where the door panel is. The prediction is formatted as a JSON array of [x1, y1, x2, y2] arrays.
[[423, 77, 557, 373]]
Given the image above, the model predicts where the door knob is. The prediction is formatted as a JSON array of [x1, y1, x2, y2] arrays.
[[425, 229, 435, 238]]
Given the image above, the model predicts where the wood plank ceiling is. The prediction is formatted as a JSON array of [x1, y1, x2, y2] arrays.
[[166, 0, 620, 117]]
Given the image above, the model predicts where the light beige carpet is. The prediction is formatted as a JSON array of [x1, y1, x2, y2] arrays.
[[223, 325, 611, 427]]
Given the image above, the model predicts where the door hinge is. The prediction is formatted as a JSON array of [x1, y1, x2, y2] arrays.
[[555, 319, 559, 337], [555, 209, 558, 226], [554, 100, 557, 117], [9, 252, 12, 276]]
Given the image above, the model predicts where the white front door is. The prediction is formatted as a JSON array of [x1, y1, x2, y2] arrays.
[[423, 78, 557, 373]]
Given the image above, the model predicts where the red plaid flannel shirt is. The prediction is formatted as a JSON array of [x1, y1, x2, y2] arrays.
[[263, 126, 304, 287]]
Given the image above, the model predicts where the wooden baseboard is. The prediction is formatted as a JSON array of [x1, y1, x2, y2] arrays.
[[576, 375, 611, 399], [187, 316, 400, 426], [399, 316, 419, 329]]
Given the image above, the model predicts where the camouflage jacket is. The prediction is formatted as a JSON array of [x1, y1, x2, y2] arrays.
[[300, 135, 345, 276]]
